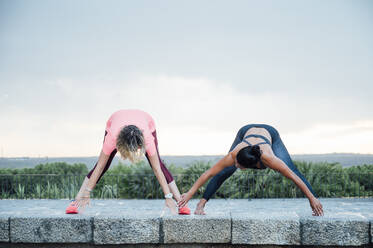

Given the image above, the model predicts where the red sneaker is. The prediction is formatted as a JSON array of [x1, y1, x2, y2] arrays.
[[178, 205, 191, 215], [65, 200, 78, 214]]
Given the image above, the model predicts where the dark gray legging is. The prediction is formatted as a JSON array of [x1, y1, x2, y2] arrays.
[[202, 124, 316, 201]]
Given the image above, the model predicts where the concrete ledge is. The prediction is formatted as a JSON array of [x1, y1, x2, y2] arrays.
[[301, 214, 370, 246], [5, 244, 365, 248], [361, 213, 373, 243], [232, 212, 300, 245], [163, 214, 231, 243], [94, 215, 160, 244], [10, 216, 92, 243], [0, 199, 372, 246], [0, 217, 9, 242]]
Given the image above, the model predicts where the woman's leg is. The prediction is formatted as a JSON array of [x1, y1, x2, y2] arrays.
[[193, 125, 256, 214], [77, 132, 117, 199], [86, 149, 117, 182], [76, 149, 117, 198], [145, 131, 182, 201], [271, 131, 317, 197], [201, 125, 253, 201], [202, 165, 237, 201]]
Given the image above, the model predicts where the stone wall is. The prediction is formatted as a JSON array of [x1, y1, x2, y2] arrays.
[[0, 199, 372, 247]]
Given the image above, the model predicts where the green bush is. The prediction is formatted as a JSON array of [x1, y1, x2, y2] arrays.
[[0, 161, 372, 199]]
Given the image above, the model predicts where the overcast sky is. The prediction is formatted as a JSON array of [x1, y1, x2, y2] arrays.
[[1, 0, 372, 157]]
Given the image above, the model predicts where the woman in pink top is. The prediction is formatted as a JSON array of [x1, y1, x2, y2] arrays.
[[66, 109, 190, 215]]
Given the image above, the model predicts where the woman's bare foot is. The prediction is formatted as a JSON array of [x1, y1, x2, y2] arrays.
[[194, 199, 207, 215]]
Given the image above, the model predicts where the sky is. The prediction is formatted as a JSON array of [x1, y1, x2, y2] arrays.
[[0, 0, 372, 157]]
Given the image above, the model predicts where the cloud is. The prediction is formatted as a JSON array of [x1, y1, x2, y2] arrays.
[[0, 75, 279, 156], [1, 75, 372, 156], [284, 120, 373, 154]]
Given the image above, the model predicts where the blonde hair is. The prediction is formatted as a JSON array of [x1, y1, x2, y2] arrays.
[[116, 125, 145, 163]]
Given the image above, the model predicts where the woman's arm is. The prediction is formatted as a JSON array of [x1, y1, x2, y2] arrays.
[[76, 150, 110, 210], [86, 150, 110, 190], [147, 152, 171, 195], [147, 152, 177, 214], [178, 152, 235, 207], [262, 154, 323, 216]]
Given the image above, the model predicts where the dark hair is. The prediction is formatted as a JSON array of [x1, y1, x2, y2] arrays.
[[116, 125, 144, 153], [236, 145, 262, 168]]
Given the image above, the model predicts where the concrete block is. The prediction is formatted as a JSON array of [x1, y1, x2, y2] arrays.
[[301, 213, 370, 246], [94, 215, 160, 244], [10, 216, 92, 243], [162, 214, 231, 243], [232, 211, 300, 245], [0, 216, 9, 242], [361, 213, 373, 244]]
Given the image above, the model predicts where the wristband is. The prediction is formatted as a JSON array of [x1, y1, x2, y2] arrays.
[[164, 193, 173, 199], [85, 187, 92, 192]]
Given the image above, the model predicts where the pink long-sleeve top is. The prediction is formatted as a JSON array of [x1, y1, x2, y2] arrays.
[[102, 109, 157, 156]]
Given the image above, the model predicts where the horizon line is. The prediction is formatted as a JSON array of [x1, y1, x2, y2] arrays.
[[1, 152, 373, 159]]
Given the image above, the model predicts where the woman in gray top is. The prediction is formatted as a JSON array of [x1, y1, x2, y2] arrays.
[[178, 124, 323, 216]]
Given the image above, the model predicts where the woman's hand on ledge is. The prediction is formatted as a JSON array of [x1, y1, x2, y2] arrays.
[[309, 197, 324, 216], [76, 192, 91, 213], [165, 198, 178, 215], [178, 192, 192, 208]]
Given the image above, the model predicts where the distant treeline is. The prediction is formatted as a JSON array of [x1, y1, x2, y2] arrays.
[[2, 153, 373, 169], [0, 161, 372, 199]]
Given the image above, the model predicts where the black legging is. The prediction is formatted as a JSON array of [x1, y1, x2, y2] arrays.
[[202, 124, 316, 201]]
